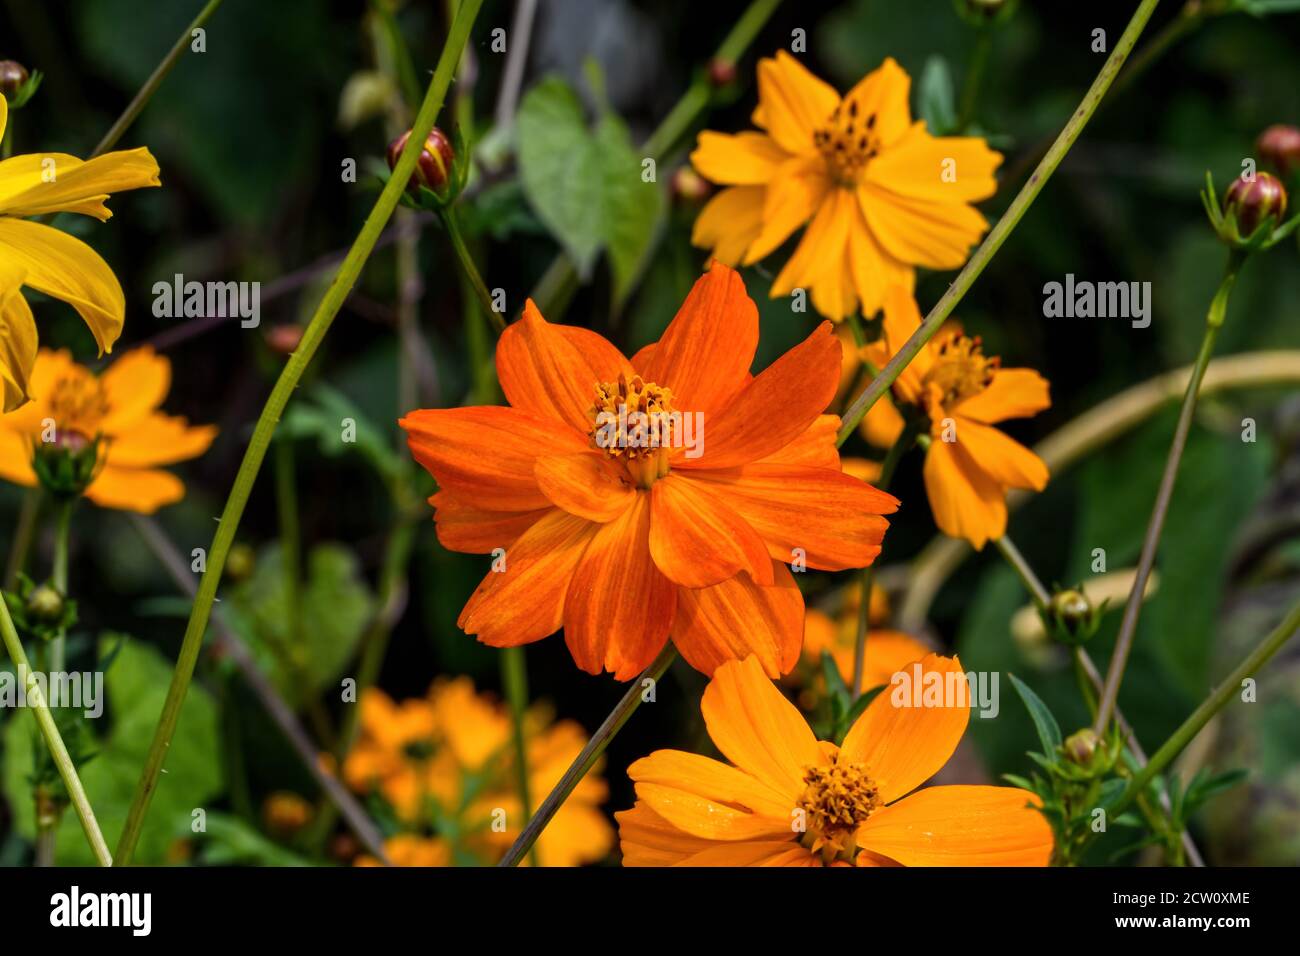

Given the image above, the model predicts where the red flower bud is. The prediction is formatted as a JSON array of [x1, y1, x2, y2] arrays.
[[0, 60, 28, 100], [1224, 171, 1288, 238], [671, 166, 712, 204], [265, 323, 304, 356], [1258, 124, 1300, 180], [707, 58, 737, 88], [386, 127, 455, 194]]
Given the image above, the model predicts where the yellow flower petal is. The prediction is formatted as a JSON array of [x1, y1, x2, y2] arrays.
[[752, 51, 839, 154], [0, 147, 161, 220], [0, 272, 36, 411], [691, 130, 789, 185]]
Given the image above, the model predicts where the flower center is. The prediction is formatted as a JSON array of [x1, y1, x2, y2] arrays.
[[813, 96, 881, 186], [922, 332, 999, 408], [589, 373, 677, 489], [797, 760, 881, 862], [47, 370, 109, 437]]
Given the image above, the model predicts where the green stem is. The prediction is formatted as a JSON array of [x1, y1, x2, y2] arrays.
[[837, 0, 1164, 447], [993, 534, 1050, 609], [0, 589, 111, 865], [47, 498, 72, 675], [850, 425, 915, 697], [112, 0, 485, 866], [1108, 597, 1300, 823], [956, 27, 992, 133], [442, 207, 503, 333], [1092, 254, 1240, 737], [3, 488, 39, 589], [528, 0, 783, 317], [499, 644, 677, 866], [91, 0, 225, 158], [500, 646, 539, 867]]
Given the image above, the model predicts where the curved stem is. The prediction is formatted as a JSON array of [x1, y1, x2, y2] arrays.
[[0, 590, 111, 865], [442, 207, 504, 333], [1092, 256, 1240, 736], [956, 27, 992, 133], [499, 645, 677, 866], [837, 0, 1164, 447], [113, 0, 486, 866], [91, 0, 225, 158], [3, 489, 40, 590]]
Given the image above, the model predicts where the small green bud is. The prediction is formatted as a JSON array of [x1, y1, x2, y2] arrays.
[[31, 430, 102, 500], [1042, 587, 1101, 646], [24, 584, 65, 624], [1062, 728, 1100, 766]]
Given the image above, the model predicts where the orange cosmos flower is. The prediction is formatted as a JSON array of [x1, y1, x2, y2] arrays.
[[861, 286, 1050, 548], [690, 53, 1001, 322], [0, 347, 216, 512], [399, 261, 899, 680], [618, 654, 1052, 866], [801, 581, 930, 696]]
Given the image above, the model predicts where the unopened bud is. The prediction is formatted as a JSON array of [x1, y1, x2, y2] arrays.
[[0, 60, 28, 100], [706, 58, 736, 88], [1257, 125, 1300, 181], [225, 543, 256, 583], [1043, 587, 1100, 646], [671, 166, 712, 204], [24, 584, 64, 624], [264, 324, 304, 356], [386, 127, 455, 195], [32, 430, 101, 499], [1224, 171, 1288, 239], [263, 791, 313, 834], [1063, 728, 1100, 766]]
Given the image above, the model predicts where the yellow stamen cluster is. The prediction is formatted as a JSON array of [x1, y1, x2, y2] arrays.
[[46, 369, 109, 438], [923, 331, 1000, 408], [589, 373, 676, 488], [813, 96, 880, 185], [797, 760, 881, 861]]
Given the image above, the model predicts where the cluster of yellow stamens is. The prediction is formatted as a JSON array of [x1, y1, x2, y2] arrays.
[[923, 331, 1000, 409], [813, 97, 880, 185], [589, 373, 677, 488], [46, 369, 109, 441], [797, 760, 881, 862]]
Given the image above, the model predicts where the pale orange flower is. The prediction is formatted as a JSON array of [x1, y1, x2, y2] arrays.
[[690, 53, 1001, 321], [618, 654, 1052, 866]]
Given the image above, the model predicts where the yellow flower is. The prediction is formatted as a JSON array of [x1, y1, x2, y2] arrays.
[[862, 286, 1050, 548], [618, 654, 1052, 866], [0, 95, 161, 410], [0, 347, 216, 512], [690, 53, 1001, 322], [343, 678, 614, 867]]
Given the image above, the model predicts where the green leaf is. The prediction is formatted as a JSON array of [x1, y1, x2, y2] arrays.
[[2, 636, 221, 865], [279, 385, 402, 485], [596, 113, 666, 308], [194, 813, 313, 866], [1234, 0, 1300, 14], [1008, 672, 1062, 754], [918, 56, 957, 135]]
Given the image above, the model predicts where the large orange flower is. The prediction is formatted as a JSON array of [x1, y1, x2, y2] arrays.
[[861, 286, 1050, 548], [400, 262, 898, 679], [690, 53, 1001, 322], [0, 347, 216, 512], [618, 654, 1052, 866]]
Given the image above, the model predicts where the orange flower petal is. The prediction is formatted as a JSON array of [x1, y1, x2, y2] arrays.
[[757, 413, 841, 469], [840, 653, 970, 803], [677, 841, 818, 866], [98, 347, 171, 432], [690, 185, 765, 265], [638, 261, 757, 418], [955, 367, 1051, 424], [84, 466, 184, 513], [563, 493, 675, 680], [744, 153, 829, 263], [648, 473, 773, 588], [103, 415, 216, 468], [458, 508, 597, 647], [841, 57, 913, 149], [685, 463, 896, 571], [698, 655, 824, 800], [401, 406, 588, 511], [857, 785, 1053, 866], [535, 450, 637, 522], [922, 435, 1007, 548], [673, 563, 806, 679], [953, 417, 1048, 491], [616, 803, 717, 866], [0, 427, 35, 486], [691, 131, 789, 185], [683, 321, 840, 470], [629, 749, 794, 821], [865, 123, 1002, 202], [496, 300, 633, 432], [858, 183, 989, 270], [428, 491, 548, 554], [752, 51, 840, 154]]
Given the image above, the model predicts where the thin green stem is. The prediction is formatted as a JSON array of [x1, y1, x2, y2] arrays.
[[851, 425, 915, 697], [500, 646, 539, 867], [528, 0, 783, 317], [993, 535, 1050, 609], [91, 0, 225, 158], [47, 498, 72, 675], [1108, 597, 1300, 823], [956, 27, 992, 133], [442, 207, 503, 333], [837, 0, 1164, 447], [0, 590, 111, 865], [500, 645, 677, 866], [1093, 255, 1240, 737], [3, 488, 39, 589], [112, 0, 485, 866]]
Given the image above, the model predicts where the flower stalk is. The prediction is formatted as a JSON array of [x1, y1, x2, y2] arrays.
[[500, 646, 539, 867], [113, 0, 486, 866], [836, 0, 1165, 448]]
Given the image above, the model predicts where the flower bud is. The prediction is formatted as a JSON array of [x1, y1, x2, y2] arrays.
[[32, 430, 102, 500], [225, 543, 256, 584], [24, 583, 65, 625], [1062, 728, 1100, 766], [1224, 171, 1288, 239], [706, 58, 737, 88], [954, 0, 1016, 24], [671, 166, 712, 204], [264, 323, 304, 357], [263, 791, 313, 834], [1042, 587, 1100, 646], [1258, 125, 1300, 181], [0, 60, 28, 100], [386, 127, 455, 195]]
